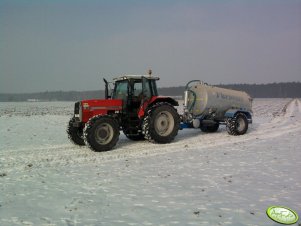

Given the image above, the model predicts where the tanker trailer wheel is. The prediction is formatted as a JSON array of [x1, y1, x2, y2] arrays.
[[67, 117, 85, 146], [226, 113, 248, 136], [200, 123, 219, 133], [143, 102, 180, 143], [84, 115, 120, 152]]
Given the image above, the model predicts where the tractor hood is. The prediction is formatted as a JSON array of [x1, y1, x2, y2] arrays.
[[79, 99, 123, 123]]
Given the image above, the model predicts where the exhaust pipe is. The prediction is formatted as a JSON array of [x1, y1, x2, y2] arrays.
[[103, 78, 109, 99]]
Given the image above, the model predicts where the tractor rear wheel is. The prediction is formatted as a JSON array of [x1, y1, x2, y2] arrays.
[[143, 102, 180, 143], [84, 115, 120, 152], [226, 113, 248, 135], [67, 117, 85, 146]]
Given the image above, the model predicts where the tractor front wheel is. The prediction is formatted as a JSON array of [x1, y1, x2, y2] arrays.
[[143, 102, 180, 143], [84, 115, 120, 152], [67, 117, 85, 146]]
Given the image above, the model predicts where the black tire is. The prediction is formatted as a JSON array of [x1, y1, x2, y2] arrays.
[[67, 117, 85, 146], [226, 113, 248, 135], [142, 102, 180, 143], [84, 115, 120, 152], [123, 129, 145, 141], [200, 123, 219, 133]]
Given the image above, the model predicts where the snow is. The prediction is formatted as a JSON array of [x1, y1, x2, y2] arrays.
[[0, 99, 301, 226]]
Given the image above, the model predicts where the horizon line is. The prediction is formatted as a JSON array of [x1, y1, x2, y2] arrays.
[[1, 81, 301, 95]]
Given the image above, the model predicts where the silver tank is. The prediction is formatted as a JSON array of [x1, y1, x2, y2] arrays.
[[185, 82, 252, 119]]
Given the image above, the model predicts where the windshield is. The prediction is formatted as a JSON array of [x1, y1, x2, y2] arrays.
[[112, 80, 128, 100]]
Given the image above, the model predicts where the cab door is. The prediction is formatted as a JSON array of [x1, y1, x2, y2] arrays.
[[137, 77, 153, 118], [142, 77, 152, 101], [112, 80, 129, 110]]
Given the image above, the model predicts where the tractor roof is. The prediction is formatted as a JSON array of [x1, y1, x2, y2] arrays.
[[113, 75, 160, 82]]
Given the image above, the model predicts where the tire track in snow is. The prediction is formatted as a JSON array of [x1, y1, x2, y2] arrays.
[[246, 98, 301, 138], [298, 98, 301, 112]]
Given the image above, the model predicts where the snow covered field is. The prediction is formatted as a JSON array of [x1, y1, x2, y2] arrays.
[[0, 99, 300, 226]]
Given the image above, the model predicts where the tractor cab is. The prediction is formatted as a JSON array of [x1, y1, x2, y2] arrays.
[[104, 75, 161, 140], [110, 75, 159, 112]]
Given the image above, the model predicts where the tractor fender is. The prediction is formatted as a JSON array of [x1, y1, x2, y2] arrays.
[[138, 96, 178, 118], [149, 96, 179, 107]]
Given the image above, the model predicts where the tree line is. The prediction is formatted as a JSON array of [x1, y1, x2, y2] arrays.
[[0, 82, 300, 102]]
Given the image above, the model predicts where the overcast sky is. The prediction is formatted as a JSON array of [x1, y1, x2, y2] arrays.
[[1, 0, 301, 93]]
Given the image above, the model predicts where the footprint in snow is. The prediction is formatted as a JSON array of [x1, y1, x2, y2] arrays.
[[0, 173, 7, 177]]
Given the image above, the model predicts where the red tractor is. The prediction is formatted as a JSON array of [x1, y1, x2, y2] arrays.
[[67, 72, 180, 152]]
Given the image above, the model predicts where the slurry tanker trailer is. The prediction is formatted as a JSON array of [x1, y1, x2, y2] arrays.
[[181, 80, 252, 135], [67, 72, 253, 152]]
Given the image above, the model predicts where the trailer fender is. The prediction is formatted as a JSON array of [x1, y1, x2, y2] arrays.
[[224, 109, 252, 123]]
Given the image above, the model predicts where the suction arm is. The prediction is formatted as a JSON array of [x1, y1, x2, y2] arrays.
[[185, 80, 201, 90]]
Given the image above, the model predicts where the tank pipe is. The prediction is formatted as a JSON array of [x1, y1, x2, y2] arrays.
[[187, 89, 197, 112], [185, 80, 201, 90]]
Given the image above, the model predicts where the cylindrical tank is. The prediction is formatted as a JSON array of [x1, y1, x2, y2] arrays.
[[186, 82, 252, 119]]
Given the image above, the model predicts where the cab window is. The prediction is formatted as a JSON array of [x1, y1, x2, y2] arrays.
[[151, 80, 158, 96], [142, 78, 152, 98], [133, 82, 142, 97], [113, 81, 128, 100]]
